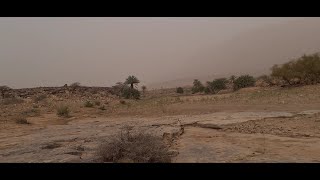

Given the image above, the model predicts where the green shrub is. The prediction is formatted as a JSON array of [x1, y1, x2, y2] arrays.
[[206, 78, 228, 94], [233, 75, 256, 91], [57, 105, 70, 117], [271, 53, 320, 85], [204, 86, 213, 94], [84, 101, 94, 108], [111, 82, 126, 97], [191, 79, 205, 94], [176, 87, 184, 94], [121, 87, 141, 99]]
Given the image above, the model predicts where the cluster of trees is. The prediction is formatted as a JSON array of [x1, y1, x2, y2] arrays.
[[112, 75, 147, 100], [189, 75, 255, 94], [176, 75, 256, 95], [186, 52, 320, 92], [270, 53, 320, 86]]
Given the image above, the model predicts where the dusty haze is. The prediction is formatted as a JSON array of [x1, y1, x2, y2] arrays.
[[0, 17, 319, 89]]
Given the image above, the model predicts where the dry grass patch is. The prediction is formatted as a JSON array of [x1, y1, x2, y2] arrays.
[[56, 105, 70, 118], [97, 129, 171, 163]]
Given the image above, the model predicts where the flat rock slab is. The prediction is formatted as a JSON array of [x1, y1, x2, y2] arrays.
[[0, 110, 317, 162], [174, 127, 320, 163], [181, 111, 294, 128]]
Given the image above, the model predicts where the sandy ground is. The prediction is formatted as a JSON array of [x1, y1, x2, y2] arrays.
[[1, 85, 320, 162]]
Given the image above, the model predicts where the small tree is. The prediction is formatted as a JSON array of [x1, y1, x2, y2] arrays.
[[191, 79, 205, 94], [233, 75, 256, 91], [205, 78, 227, 94], [121, 76, 141, 99], [204, 85, 213, 94], [271, 53, 320, 86], [112, 82, 126, 97], [176, 87, 184, 94], [211, 78, 227, 91], [122, 86, 140, 99]]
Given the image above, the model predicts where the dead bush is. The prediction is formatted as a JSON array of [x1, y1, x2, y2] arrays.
[[56, 105, 70, 117], [15, 117, 30, 125], [97, 129, 171, 163]]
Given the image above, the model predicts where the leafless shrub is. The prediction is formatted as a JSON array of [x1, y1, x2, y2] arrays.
[[120, 100, 126, 104], [15, 117, 30, 125], [97, 129, 171, 163], [56, 105, 70, 117]]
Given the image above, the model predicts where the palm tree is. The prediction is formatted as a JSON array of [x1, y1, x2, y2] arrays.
[[125, 75, 140, 89]]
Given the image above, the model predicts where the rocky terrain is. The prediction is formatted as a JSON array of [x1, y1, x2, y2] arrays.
[[3, 86, 114, 99], [1, 84, 320, 162]]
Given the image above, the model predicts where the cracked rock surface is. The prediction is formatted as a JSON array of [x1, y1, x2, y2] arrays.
[[1, 110, 320, 162]]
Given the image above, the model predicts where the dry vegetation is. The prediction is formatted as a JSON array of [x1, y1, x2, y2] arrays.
[[15, 117, 30, 124], [56, 105, 70, 118], [97, 128, 171, 163]]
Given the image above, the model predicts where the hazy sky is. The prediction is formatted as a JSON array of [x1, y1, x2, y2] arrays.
[[0, 17, 316, 88]]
